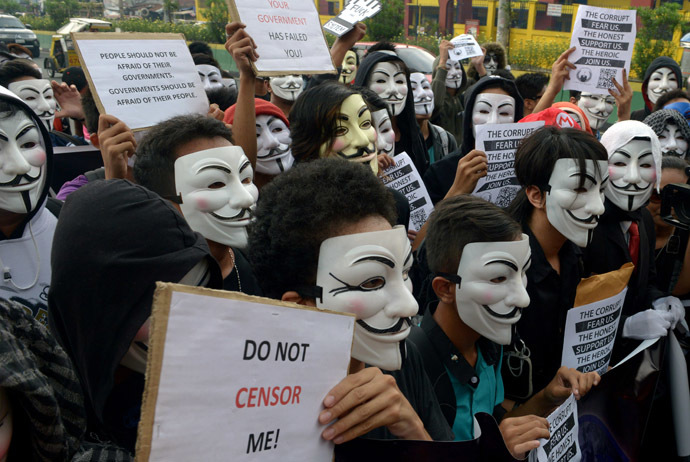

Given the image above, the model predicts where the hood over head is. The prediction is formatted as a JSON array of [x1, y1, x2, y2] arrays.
[[467, 42, 506, 81], [643, 108, 690, 158], [0, 298, 85, 461], [48, 179, 222, 432], [641, 57, 682, 111], [432, 55, 468, 93]]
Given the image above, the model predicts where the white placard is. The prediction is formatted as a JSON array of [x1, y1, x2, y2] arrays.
[[561, 288, 627, 375], [473, 121, 544, 208], [564, 6, 636, 93], [144, 289, 354, 462], [323, 0, 382, 37], [381, 152, 434, 232], [73, 35, 209, 131], [229, 0, 335, 75], [530, 394, 581, 462], [449, 34, 483, 61], [547, 4, 562, 17]]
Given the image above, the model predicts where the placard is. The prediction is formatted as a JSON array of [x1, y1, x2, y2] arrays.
[[227, 0, 335, 75], [72, 33, 209, 131], [561, 287, 627, 374], [472, 121, 544, 208], [564, 6, 636, 93], [449, 34, 483, 61], [530, 394, 581, 462], [323, 0, 382, 37], [381, 152, 434, 232], [136, 283, 355, 462]]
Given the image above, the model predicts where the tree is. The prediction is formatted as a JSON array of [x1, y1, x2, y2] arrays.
[[45, 0, 79, 28], [496, 0, 510, 50], [204, 0, 228, 44], [365, 0, 403, 41], [163, 0, 179, 23]]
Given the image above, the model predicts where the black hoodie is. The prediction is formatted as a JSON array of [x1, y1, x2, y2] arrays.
[[48, 179, 222, 452], [354, 51, 429, 175], [631, 56, 682, 121], [422, 76, 524, 204]]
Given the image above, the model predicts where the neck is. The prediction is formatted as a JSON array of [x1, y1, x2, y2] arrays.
[[446, 86, 457, 96], [433, 300, 481, 365], [0, 209, 29, 238], [527, 209, 567, 274], [392, 116, 400, 143], [270, 94, 292, 118], [206, 239, 234, 278], [417, 118, 429, 139]]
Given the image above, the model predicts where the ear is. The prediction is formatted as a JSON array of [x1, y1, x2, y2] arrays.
[[524, 99, 536, 112], [526, 185, 546, 209], [281, 291, 316, 307], [569, 97, 578, 105], [90, 132, 100, 149], [266, 80, 273, 94], [431, 276, 456, 305]]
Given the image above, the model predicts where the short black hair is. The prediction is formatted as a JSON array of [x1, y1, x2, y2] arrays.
[[81, 89, 100, 135], [357, 86, 389, 115], [192, 52, 221, 69], [569, 90, 581, 101], [0, 60, 41, 88], [515, 73, 548, 100], [426, 195, 521, 273], [207, 85, 237, 111], [133, 115, 233, 198], [189, 41, 213, 57], [653, 89, 690, 112], [248, 158, 397, 299], [661, 155, 689, 171], [366, 41, 396, 54], [494, 68, 515, 81]]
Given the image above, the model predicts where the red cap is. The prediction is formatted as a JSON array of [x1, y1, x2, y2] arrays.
[[224, 98, 289, 127], [519, 107, 582, 131], [552, 102, 593, 135]]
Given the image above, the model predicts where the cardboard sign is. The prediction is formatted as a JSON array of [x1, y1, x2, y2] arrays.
[[530, 394, 581, 462], [473, 121, 544, 208], [137, 283, 355, 462], [72, 33, 209, 131], [449, 34, 483, 61], [227, 0, 335, 76], [381, 152, 434, 232], [564, 6, 636, 93], [323, 0, 382, 37]]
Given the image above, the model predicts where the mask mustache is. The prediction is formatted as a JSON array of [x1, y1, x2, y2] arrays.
[[384, 94, 405, 102], [357, 317, 412, 335], [337, 145, 375, 160], [210, 207, 253, 221], [38, 111, 54, 118], [258, 144, 290, 159], [279, 82, 302, 90], [612, 181, 650, 192], [0, 171, 41, 187]]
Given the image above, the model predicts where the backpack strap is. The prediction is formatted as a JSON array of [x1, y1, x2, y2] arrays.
[[45, 197, 63, 217], [84, 167, 106, 182]]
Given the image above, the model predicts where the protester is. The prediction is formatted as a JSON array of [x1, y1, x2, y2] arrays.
[[268, 74, 304, 117], [430, 40, 468, 143], [466, 43, 506, 84], [653, 89, 690, 113], [410, 71, 457, 163], [515, 73, 548, 116], [358, 87, 396, 169], [643, 109, 690, 158], [340, 48, 358, 85], [631, 56, 682, 121]]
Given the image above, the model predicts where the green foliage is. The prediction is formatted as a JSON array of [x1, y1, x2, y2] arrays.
[[0, 0, 21, 14], [632, 3, 688, 80], [364, 0, 403, 41], [45, 0, 79, 29], [509, 39, 568, 71], [203, 0, 228, 44], [111, 17, 216, 42], [19, 14, 60, 30]]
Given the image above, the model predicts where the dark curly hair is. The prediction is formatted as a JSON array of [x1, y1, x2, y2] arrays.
[[248, 158, 397, 299], [133, 114, 233, 198]]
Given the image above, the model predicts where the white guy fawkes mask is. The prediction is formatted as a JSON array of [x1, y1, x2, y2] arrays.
[[196, 64, 223, 91], [606, 138, 657, 212], [453, 234, 531, 345], [367, 61, 408, 116], [471, 92, 515, 137], [255, 114, 294, 176], [0, 388, 12, 462], [0, 110, 47, 214], [578, 93, 615, 131], [647, 67, 678, 105], [8, 79, 56, 131], [445, 58, 464, 89], [320, 94, 378, 173], [372, 109, 394, 156], [315, 226, 417, 371], [222, 78, 237, 92], [270, 75, 303, 101], [410, 72, 434, 116], [174, 146, 258, 249], [545, 158, 609, 247], [484, 53, 499, 75], [658, 123, 688, 157], [340, 50, 358, 84]]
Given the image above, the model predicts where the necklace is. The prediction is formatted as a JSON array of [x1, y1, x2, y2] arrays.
[[228, 248, 242, 293]]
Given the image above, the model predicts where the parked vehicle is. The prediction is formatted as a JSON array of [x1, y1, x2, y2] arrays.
[[0, 14, 40, 58], [44, 18, 112, 78]]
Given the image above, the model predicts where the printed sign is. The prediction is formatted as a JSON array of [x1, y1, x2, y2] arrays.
[[72, 33, 209, 131], [227, 0, 335, 75], [473, 121, 544, 208], [449, 34, 483, 61], [323, 0, 382, 37], [561, 288, 627, 375], [564, 5, 636, 93], [530, 395, 581, 462], [137, 284, 355, 462], [381, 152, 434, 232]]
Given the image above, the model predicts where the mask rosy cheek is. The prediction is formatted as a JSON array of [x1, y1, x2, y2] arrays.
[[27, 148, 46, 166], [346, 299, 367, 318], [331, 138, 346, 153]]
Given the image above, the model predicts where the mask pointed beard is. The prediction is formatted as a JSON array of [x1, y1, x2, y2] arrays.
[[256, 144, 295, 176], [336, 145, 375, 162]]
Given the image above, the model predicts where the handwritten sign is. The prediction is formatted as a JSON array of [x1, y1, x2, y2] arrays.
[[530, 394, 581, 462], [137, 283, 354, 462], [561, 288, 626, 375], [564, 6, 636, 93], [323, 0, 382, 37], [473, 121, 544, 208], [227, 0, 335, 76], [381, 152, 434, 232], [72, 33, 209, 131], [449, 34, 483, 61]]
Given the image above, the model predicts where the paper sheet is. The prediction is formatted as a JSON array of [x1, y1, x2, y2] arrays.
[[381, 152, 434, 232], [530, 394, 581, 462], [323, 0, 382, 37], [449, 34, 483, 61]]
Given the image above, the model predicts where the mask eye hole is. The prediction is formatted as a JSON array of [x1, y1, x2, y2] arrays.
[[490, 276, 507, 283], [208, 182, 225, 189], [21, 141, 37, 149], [241, 177, 252, 185], [360, 276, 385, 290]]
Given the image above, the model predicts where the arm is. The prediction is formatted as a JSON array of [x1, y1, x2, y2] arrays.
[[499, 415, 550, 460], [444, 149, 488, 199], [431, 41, 453, 108], [225, 22, 259, 168], [470, 47, 487, 79], [52, 81, 85, 121], [610, 69, 632, 122], [97, 114, 136, 180], [329, 22, 366, 73], [533, 47, 577, 114], [318, 367, 430, 443]]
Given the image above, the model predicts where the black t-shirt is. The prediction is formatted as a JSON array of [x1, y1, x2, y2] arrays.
[[223, 247, 263, 296], [362, 340, 454, 441]]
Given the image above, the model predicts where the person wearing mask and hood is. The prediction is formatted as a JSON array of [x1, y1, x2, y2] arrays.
[[49, 180, 223, 456], [423, 76, 523, 205], [430, 40, 468, 144], [466, 42, 507, 84], [354, 47, 428, 176], [631, 57, 682, 122], [411, 71, 457, 164], [643, 108, 690, 159]]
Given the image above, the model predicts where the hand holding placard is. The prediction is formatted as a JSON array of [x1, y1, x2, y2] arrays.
[[449, 34, 483, 61]]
